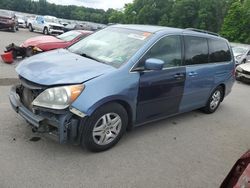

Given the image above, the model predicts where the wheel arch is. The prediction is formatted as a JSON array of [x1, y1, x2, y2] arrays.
[[86, 98, 135, 131], [216, 83, 226, 102]]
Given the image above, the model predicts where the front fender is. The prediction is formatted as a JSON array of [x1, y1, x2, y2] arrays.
[[71, 69, 140, 122]]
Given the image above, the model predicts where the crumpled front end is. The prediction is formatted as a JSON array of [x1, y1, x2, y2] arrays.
[[9, 77, 85, 144]]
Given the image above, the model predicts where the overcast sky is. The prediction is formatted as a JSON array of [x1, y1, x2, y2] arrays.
[[47, 0, 133, 10]]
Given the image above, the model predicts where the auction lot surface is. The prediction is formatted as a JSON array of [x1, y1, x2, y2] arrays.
[[0, 29, 250, 188]]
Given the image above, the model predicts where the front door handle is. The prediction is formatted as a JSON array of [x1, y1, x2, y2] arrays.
[[188, 72, 198, 77], [174, 73, 185, 80]]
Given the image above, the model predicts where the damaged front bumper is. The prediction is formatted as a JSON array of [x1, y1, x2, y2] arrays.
[[9, 85, 85, 144]]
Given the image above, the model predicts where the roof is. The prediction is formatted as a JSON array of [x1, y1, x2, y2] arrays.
[[112, 24, 182, 33], [112, 24, 224, 40]]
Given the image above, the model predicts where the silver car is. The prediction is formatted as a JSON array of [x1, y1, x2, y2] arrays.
[[232, 46, 250, 65], [236, 62, 250, 82]]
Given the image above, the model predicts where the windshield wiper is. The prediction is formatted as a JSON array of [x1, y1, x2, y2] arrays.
[[81, 53, 106, 64]]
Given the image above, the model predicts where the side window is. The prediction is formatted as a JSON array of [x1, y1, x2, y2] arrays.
[[184, 36, 208, 65], [208, 39, 231, 62], [139, 35, 182, 68]]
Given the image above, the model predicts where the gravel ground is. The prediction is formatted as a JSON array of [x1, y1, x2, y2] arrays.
[[0, 29, 250, 188]]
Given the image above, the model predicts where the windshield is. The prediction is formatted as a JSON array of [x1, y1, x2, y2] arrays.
[[57, 31, 81, 42], [232, 47, 248, 54], [68, 27, 152, 68]]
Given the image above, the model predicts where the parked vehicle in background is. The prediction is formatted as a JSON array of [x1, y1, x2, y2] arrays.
[[236, 62, 250, 83], [59, 20, 69, 27], [64, 23, 91, 32], [232, 46, 250, 65], [0, 10, 18, 32], [21, 30, 93, 56], [26, 15, 35, 28], [29, 15, 64, 35], [17, 17, 26, 28], [9, 25, 235, 152]]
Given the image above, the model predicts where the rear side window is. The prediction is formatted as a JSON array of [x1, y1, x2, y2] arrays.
[[184, 36, 209, 65], [208, 39, 231, 62]]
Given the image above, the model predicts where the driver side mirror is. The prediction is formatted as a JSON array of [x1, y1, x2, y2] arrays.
[[145, 58, 165, 71]]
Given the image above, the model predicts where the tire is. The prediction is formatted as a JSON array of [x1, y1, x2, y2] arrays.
[[202, 86, 223, 114], [43, 27, 49, 35], [81, 103, 128, 152], [242, 59, 246, 64], [11, 25, 16, 32], [29, 24, 33, 32]]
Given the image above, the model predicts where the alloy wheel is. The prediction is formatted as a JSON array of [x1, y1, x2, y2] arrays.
[[92, 113, 122, 146], [210, 90, 221, 110]]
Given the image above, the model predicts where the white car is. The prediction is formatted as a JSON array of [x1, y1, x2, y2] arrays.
[[17, 18, 26, 28], [236, 63, 250, 83], [28, 15, 64, 35], [232, 46, 250, 66]]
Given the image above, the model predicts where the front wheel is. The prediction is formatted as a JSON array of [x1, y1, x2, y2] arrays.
[[11, 25, 16, 32], [43, 27, 49, 35], [29, 24, 33, 32], [81, 103, 128, 152], [202, 86, 223, 114]]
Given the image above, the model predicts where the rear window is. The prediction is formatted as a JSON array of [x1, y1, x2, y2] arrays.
[[208, 39, 231, 62], [184, 36, 209, 65], [57, 31, 82, 42]]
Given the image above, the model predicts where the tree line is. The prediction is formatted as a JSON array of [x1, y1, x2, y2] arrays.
[[0, 0, 249, 44]]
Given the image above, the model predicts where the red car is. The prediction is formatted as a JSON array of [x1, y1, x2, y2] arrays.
[[21, 30, 93, 55]]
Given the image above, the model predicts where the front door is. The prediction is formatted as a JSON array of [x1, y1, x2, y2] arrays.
[[135, 35, 186, 124]]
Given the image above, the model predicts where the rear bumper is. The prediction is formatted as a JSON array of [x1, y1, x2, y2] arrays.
[[9, 85, 83, 144]]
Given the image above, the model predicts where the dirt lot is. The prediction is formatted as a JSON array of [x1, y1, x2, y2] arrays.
[[0, 29, 250, 188]]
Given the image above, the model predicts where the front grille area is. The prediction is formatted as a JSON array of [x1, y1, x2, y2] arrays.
[[0, 18, 8, 23], [17, 77, 45, 110], [17, 85, 42, 110], [51, 25, 63, 30], [242, 69, 250, 75]]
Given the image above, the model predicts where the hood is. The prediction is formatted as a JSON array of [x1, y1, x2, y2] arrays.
[[234, 52, 244, 57], [46, 22, 64, 28], [22, 36, 63, 48], [16, 49, 115, 86], [239, 63, 250, 72], [18, 18, 25, 23], [0, 15, 11, 19]]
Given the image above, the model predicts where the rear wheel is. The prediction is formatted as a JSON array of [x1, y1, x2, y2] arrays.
[[81, 103, 128, 152], [202, 86, 223, 114]]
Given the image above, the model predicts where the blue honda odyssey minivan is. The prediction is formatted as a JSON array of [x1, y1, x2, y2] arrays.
[[9, 25, 235, 152]]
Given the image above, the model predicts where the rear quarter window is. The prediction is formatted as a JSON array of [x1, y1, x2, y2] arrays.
[[184, 36, 209, 65], [208, 39, 231, 63]]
